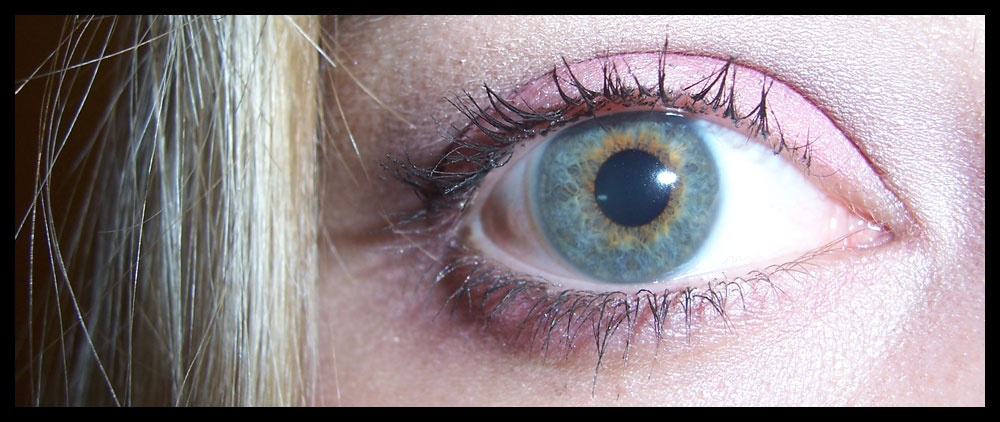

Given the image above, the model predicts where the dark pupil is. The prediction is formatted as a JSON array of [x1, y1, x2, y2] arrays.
[[593, 149, 674, 227]]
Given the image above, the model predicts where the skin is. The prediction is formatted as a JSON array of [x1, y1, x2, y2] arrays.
[[317, 16, 984, 406]]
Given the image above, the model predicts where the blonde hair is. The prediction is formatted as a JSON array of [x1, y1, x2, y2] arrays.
[[17, 15, 322, 406]]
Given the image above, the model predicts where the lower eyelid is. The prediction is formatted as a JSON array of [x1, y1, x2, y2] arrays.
[[423, 240, 866, 363], [415, 172, 882, 363]]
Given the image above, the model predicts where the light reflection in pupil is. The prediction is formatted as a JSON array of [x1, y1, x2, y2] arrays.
[[593, 149, 675, 227]]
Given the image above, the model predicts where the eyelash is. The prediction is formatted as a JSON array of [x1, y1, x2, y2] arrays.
[[381, 40, 827, 380]]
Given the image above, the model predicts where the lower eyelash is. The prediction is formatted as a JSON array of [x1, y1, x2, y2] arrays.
[[421, 237, 838, 383], [381, 38, 828, 380]]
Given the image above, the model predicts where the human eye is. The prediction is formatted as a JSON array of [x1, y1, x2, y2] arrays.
[[380, 42, 902, 366]]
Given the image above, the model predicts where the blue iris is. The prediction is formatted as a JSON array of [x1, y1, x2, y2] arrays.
[[531, 111, 720, 283]]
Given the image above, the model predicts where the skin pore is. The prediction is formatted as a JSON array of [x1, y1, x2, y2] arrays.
[[317, 16, 984, 406]]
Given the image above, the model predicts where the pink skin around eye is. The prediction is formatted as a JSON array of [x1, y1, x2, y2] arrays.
[[310, 16, 982, 406]]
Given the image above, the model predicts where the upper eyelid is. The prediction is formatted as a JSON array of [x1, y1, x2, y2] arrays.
[[393, 50, 901, 232], [326, 18, 914, 236]]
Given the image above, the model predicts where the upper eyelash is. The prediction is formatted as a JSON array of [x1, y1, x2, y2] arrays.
[[383, 41, 814, 219], [379, 40, 827, 384]]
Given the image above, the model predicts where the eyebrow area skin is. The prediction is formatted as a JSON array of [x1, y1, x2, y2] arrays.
[[317, 16, 984, 405]]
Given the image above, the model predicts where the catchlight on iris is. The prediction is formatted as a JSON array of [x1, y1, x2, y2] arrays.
[[532, 111, 719, 283]]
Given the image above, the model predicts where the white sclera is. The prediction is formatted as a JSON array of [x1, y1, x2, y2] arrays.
[[676, 119, 853, 280], [466, 114, 875, 290]]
